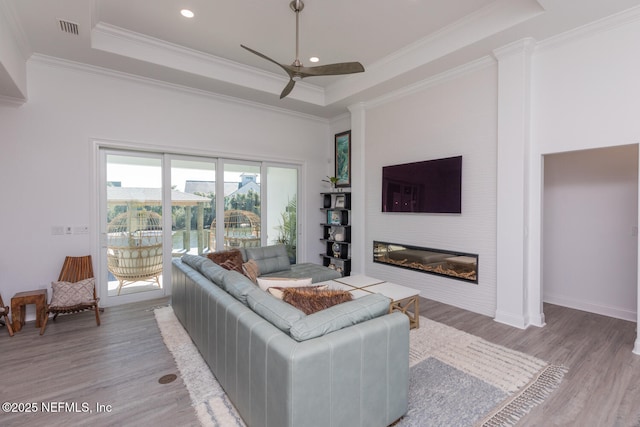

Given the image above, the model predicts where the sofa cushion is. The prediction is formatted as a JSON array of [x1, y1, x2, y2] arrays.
[[256, 277, 312, 291], [282, 287, 353, 315], [181, 254, 209, 271], [289, 293, 391, 341], [245, 245, 291, 275], [223, 271, 258, 305], [200, 262, 227, 287], [206, 249, 244, 273], [246, 288, 306, 333], [259, 262, 342, 283]]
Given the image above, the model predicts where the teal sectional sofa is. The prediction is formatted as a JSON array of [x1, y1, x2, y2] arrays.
[[171, 252, 409, 427]]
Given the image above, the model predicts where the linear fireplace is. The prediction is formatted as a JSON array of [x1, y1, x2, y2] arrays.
[[373, 241, 478, 283]]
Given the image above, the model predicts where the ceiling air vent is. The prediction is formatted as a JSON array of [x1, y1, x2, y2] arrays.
[[58, 19, 79, 35]]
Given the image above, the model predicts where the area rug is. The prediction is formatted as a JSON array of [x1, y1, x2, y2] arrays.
[[154, 306, 566, 427]]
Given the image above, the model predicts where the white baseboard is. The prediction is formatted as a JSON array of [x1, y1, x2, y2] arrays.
[[544, 293, 637, 322], [494, 309, 528, 329]]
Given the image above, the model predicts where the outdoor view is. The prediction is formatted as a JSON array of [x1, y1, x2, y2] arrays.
[[105, 154, 297, 298]]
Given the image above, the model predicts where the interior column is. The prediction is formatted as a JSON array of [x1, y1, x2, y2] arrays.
[[493, 38, 536, 329]]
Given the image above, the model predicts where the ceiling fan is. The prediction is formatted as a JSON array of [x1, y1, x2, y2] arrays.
[[241, 0, 365, 99]]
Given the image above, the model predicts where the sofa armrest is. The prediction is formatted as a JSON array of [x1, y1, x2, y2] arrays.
[[251, 312, 409, 427]]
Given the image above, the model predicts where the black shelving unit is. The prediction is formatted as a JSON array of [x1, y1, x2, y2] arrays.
[[320, 192, 352, 276]]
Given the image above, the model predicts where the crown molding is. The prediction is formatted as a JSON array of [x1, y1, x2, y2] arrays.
[[91, 22, 326, 106], [536, 4, 640, 52], [325, 0, 544, 104], [29, 54, 329, 124], [363, 55, 496, 111], [493, 37, 537, 60]]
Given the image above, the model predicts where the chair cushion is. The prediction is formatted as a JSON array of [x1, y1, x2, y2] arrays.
[[50, 278, 95, 307]]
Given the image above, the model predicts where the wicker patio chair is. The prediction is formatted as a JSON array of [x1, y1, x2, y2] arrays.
[[0, 293, 14, 337], [107, 211, 163, 295], [40, 255, 101, 335]]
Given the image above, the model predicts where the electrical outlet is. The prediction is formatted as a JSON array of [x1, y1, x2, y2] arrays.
[[65, 226, 72, 235]]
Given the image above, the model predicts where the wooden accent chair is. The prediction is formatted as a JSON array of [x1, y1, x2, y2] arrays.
[[40, 255, 101, 335], [0, 294, 14, 337]]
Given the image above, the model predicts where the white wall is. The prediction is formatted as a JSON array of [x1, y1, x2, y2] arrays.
[[363, 64, 498, 317], [529, 15, 640, 327], [543, 145, 638, 321], [533, 21, 640, 155], [0, 57, 331, 313]]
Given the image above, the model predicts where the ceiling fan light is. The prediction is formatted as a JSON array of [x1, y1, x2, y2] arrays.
[[180, 9, 194, 18], [309, 57, 319, 63]]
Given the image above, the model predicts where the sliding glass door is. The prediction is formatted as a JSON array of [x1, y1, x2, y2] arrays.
[[99, 147, 301, 305], [266, 165, 299, 263], [170, 158, 216, 255], [103, 152, 166, 302], [215, 161, 262, 252]]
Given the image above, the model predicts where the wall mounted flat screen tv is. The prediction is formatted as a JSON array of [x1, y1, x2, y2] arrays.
[[382, 155, 462, 214]]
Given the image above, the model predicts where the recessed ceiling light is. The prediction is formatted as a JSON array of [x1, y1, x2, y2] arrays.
[[309, 57, 319, 63], [181, 9, 194, 18]]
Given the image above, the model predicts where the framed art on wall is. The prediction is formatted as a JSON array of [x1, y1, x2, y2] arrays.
[[335, 130, 351, 188], [328, 210, 342, 225]]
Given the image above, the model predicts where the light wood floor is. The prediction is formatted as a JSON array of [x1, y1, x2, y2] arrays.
[[422, 299, 640, 427], [0, 298, 199, 427], [1, 297, 640, 426]]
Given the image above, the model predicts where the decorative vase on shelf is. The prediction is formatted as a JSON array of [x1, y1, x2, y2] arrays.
[[332, 242, 341, 258]]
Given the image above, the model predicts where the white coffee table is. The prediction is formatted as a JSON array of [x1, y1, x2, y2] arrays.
[[324, 275, 420, 329]]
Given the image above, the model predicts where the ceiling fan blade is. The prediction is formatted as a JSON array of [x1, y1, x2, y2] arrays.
[[241, 1, 365, 100], [297, 62, 365, 77], [280, 79, 296, 99], [241, 44, 294, 78]]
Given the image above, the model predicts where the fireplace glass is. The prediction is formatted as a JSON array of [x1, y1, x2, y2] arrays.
[[373, 241, 478, 283]]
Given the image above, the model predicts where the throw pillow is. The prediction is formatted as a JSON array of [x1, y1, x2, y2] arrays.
[[242, 259, 260, 284], [50, 278, 95, 307], [267, 284, 329, 299], [256, 277, 312, 291], [206, 249, 243, 273], [282, 287, 353, 315], [219, 259, 241, 272]]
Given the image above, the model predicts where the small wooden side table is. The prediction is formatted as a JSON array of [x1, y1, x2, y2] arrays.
[[11, 289, 48, 332]]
